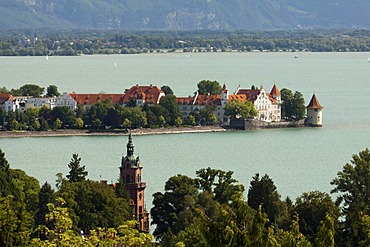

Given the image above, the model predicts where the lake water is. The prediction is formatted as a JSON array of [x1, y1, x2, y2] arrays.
[[0, 52, 369, 206]]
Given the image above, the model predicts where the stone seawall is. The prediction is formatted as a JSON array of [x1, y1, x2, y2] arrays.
[[244, 119, 305, 129]]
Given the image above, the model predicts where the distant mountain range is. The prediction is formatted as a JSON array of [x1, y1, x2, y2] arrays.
[[1, 0, 370, 30]]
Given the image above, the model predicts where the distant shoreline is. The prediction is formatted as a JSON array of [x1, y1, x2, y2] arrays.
[[0, 126, 230, 138]]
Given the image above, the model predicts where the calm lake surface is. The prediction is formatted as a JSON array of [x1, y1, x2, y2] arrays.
[[0, 52, 369, 206]]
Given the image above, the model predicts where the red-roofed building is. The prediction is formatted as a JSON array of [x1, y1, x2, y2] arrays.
[[123, 84, 165, 106], [0, 94, 30, 112], [176, 84, 282, 124], [235, 85, 281, 122]]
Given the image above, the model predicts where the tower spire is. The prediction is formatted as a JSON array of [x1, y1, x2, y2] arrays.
[[126, 133, 134, 157]]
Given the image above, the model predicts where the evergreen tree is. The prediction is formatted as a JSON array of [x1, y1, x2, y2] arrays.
[[66, 153, 88, 182], [35, 182, 55, 228]]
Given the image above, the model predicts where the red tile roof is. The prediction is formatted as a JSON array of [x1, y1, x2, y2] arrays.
[[267, 94, 278, 104], [176, 97, 195, 105], [0, 94, 13, 104], [194, 94, 221, 106], [235, 89, 260, 102], [270, 84, 280, 97], [228, 94, 247, 101], [306, 94, 323, 109], [69, 94, 125, 105], [123, 85, 163, 104]]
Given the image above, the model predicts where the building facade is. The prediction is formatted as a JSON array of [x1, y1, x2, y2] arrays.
[[119, 134, 150, 233], [176, 84, 282, 124]]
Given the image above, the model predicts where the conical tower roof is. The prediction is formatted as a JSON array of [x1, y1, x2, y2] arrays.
[[270, 84, 280, 96], [306, 94, 323, 109]]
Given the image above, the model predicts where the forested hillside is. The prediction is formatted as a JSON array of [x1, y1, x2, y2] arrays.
[[1, 0, 370, 30]]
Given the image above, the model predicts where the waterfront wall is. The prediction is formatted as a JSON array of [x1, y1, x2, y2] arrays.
[[229, 118, 305, 130]]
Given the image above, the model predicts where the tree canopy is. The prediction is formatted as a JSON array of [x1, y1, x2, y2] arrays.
[[46, 84, 61, 97], [197, 80, 222, 95], [331, 148, 370, 245], [281, 88, 306, 121], [224, 99, 257, 119]]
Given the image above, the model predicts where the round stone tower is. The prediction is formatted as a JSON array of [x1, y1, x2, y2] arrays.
[[306, 94, 324, 127]]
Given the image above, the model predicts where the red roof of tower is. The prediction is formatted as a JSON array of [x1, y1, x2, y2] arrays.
[[270, 84, 280, 97], [306, 94, 323, 109]]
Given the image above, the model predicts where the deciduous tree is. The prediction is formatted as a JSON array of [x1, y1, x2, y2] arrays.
[[197, 80, 222, 95], [46, 85, 61, 97]]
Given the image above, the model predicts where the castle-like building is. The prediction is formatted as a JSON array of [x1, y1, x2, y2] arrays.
[[177, 84, 281, 123], [119, 134, 150, 233]]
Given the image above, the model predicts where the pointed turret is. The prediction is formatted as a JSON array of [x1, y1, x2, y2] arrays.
[[126, 133, 134, 157], [270, 84, 281, 97], [306, 94, 324, 127], [306, 94, 323, 109]]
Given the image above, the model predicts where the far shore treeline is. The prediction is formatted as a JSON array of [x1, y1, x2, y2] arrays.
[[0, 82, 306, 132], [1, 144, 370, 246], [0, 29, 370, 56]]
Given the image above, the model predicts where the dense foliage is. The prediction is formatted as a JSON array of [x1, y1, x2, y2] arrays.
[[1, 30, 370, 56], [281, 88, 306, 121], [1, 147, 370, 245], [0, 148, 150, 246]]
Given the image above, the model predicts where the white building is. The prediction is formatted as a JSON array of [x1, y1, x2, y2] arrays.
[[55, 92, 78, 110], [25, 97, 56, 110], [176, 84, 282, 124]]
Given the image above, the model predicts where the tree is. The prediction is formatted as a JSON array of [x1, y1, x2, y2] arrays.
[[0, 148, 10, 171], [17, 84, 45, 97], [66, 153, 88, 182], [122, 118, 131, 129], [46, 85, 61, 97], [75, 117, 84, 129], [197, 80, 222, 95], [159, 94, 181, 125], [57, 180, 130, 231], [31, 198, 83, 246], [315, 213, 335, 247], [151, 174, 198, 239], [294, 191, 339, 242], [187, 115, 196, 126], [120, 107, 147, 128], [224, 99, 257, 119], [53, 118, 62, 130], [247, 173, 289, 229], [199, 105, 216, 125], [281, 88, 305, 121], [161, 85, 174, 95], [175, 116, 182, 127], [35, 182, 55, 229], [331, 148, 370, 245], [10, 119, 19, 130], [51, 106, 76, 128]]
